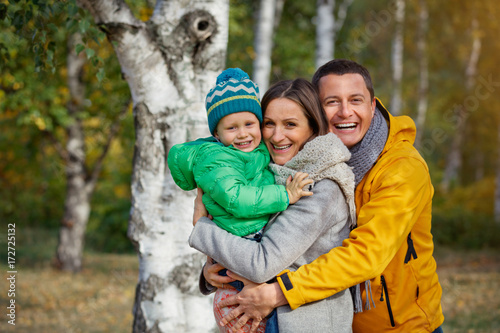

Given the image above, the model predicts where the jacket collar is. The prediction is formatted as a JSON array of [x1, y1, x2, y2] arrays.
[[374, 97, 416, 155]]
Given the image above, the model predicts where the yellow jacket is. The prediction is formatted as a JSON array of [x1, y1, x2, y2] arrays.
[[277, 100, 444, 332]]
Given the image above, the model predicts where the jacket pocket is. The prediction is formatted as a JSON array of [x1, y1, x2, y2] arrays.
[[380, 275, 395, 327]]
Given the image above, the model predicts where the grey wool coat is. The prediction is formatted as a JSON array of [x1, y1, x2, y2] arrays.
[[189, 133, 355, 332]]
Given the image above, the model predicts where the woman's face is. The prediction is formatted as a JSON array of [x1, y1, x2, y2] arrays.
[[262, 98, 313, 166]]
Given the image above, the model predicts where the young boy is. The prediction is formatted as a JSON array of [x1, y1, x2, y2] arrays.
[[168, 68, 312, 240]]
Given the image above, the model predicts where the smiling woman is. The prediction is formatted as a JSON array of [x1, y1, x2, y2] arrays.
[[189, 78, 357, 332], [261, 78, 330, 166], [262, 99, 313, 166]]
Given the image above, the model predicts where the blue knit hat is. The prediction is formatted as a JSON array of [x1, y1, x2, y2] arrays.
[[205, 68, 262, 135]]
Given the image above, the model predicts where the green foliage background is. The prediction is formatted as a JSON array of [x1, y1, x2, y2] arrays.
[[1, 0, 500, 255]]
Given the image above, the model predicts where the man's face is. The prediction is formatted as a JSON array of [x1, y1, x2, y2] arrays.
[[318, 73, 376, 149]]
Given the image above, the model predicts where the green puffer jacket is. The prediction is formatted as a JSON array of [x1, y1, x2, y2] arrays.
[[167, 137, 289, 236]]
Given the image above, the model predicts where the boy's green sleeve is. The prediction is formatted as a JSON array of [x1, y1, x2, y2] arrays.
[[196, 152, 289, 218]]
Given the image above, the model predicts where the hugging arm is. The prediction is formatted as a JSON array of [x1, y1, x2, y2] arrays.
[[189, 180, 344, 283], [278, 157, 434, 309]]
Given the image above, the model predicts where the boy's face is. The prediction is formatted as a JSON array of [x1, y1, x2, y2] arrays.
[[214, 112, 261, 152]]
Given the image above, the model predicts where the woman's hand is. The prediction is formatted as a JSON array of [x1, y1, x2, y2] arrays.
[[204, 257, 236, 289], [218, 272, 288, 333], [193, 188, 210, 226]]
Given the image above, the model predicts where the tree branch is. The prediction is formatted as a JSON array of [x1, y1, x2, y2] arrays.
[[86, 98, 131, 193], [335, 0, 354, 33], [76, 0, 144, 27], [42, 130, 69, 162]]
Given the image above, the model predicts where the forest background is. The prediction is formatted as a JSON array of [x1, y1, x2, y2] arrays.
[[0, 0, 499, 332]]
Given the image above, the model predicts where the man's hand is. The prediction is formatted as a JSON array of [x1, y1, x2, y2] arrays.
[[218, 271, 288, 333], [193, 188, 210, 226], [204, 257, 235, 289]]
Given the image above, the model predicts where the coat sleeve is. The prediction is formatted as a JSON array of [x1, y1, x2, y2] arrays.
[[167, 137, 219, 191], [278, 155, 434, 310], [189, 180, 345, 283], [167, 142, 198, 191], [195, 150, 289, 218]]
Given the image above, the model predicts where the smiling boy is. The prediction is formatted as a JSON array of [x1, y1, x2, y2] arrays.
[[168, 68, 311, 239]]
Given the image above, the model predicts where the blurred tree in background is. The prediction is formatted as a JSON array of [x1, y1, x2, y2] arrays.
[[1, 0, 499, 263], [0, 0, 134, 257]]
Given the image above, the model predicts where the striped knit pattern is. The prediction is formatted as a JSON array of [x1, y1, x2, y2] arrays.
[[205, 68, 262, 135]]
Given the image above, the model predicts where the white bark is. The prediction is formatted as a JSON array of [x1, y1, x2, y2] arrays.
[[274, 0, 286, 31], [253, 0, 276, 95], [390, 0, 405, 116], [77, 0, 228, 331], [441, 18, 481, 192], [414, 0, 428, 149], [56, 32, 91, 272], [55, 31, 129, 272], [315, 0, 353, 69], [316, 0, 335, 69]]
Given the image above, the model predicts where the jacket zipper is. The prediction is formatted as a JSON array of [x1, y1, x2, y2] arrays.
[[380, 275, 395, 327]]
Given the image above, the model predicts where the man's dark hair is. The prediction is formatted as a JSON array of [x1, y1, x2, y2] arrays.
[[312, 59, 375, 100]]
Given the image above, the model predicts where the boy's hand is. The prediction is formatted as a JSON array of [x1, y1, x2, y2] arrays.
[[285, 172, 313, 204]]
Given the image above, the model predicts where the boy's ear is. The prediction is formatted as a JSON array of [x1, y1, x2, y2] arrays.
[[213, 130, 219, 139]]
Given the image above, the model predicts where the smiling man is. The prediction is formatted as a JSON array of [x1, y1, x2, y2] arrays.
[[318, 72, 375, 149], [209, 59, 444, 333]]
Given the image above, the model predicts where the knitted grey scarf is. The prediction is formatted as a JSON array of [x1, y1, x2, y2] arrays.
[[346, 107, 388, 313], [347, 107, 388, 186], [268, 133, 357, 228], [269, 133, 365, 312]]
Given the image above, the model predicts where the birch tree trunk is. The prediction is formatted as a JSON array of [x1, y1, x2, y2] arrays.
[[253, 0, 276, 95], [55, 32, 130, 272], [414, 0, 428, 149], [390, 0, 405, 116], [76, 0, 229, 331], [56, 32, 91, 272], [441, 18, 481, 192], [316, 0, 335, 69], [315, 0, 353, 69]]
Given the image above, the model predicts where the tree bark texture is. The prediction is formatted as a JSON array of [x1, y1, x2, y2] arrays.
[[315, 0, 353, 69], [77, 0, 229, 331], [56, 32, 93, 272], [316, 0, 335, 69], [253, 0, 276, 95], [390, 0, 405, 116], [55, 32, 130, 272]]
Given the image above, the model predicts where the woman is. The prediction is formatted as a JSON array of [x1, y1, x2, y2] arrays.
[[189, 78, 357, 332]]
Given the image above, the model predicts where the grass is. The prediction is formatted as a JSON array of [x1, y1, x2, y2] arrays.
[[0, 254, 137, 333], [0, 229, 498, 332], [435, 247, 500, 333]]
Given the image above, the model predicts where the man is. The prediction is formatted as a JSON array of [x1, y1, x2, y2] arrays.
[[200, 59, 444, 333]]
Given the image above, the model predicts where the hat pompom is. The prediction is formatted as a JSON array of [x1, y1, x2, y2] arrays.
[[216, 68, 249, 85]]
